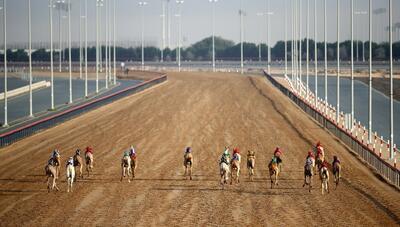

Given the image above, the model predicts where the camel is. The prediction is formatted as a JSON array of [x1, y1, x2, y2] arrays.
[[73, 152, 83, 180], [303, 162, 313, 193], [220, 162, 230, 189], [315, 154, 324, 173], [66, 159, 75, 193], [333, 162, 341, 189], [121, 156, 131, 183], [130, 154, 137, 180], [183, 152, 193, 180], [268, 160, 280, 188], [45, 164, 59, 192], [230, 154, 241, 185], [320, 166, 330, 195], [247, 151, 255, 181], [85, 151, 94, 177]]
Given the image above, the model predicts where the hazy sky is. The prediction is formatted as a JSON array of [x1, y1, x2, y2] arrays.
[[0, 0, 399, 49]]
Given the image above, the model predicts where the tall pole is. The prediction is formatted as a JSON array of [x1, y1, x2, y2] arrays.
[[167, 0, 171, 49], [240, 0, 244, 74], [139, 2, 147, 70], [211, 0, 217, 72], [292, 0, 294, 85], [59, 2, 62, 73], [176, 0, 183, 72], [351, 0, 354, 128], [298, 0, 302, 94], [79, 0, 82, 80], [96, 0, 100, 93], [105, 0, 109, 88], [267, 0, 271, 73], [113, 0, 116, 85], [324, 0, 328, 115], [389, 0, 394, 159], [161, 0, 165, 62], [85, 0, 88, 96], [368, 0, 372, 143], [314, 0, 318, 107], [336, 0, 340, 123], [285, 0, 288, 77], [68, 0, 72, 104], [306, 0, 309, 100], [28, 0, 33, 117], [3, 0, 8, 127], [50, 0, 55, 110]]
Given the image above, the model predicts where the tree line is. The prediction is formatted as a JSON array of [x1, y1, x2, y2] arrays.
[[1, 36, 399, 62]]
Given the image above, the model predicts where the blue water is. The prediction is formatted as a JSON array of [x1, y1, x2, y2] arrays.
[[302, 75, 399, 145], [0, 76, 140, 124]]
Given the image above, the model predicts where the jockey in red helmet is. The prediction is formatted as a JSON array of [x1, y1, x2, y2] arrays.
[[85, 146, 93, 154]]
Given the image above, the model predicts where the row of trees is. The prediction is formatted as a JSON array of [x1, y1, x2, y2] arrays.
[[1, 36, 400, 62]]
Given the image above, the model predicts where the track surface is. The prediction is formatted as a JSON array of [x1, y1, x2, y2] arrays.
[[0, 72, 399, 226]]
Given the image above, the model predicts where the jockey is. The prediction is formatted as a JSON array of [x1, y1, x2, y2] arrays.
[[85, 146, 93, 155], [320, 160, 329, 170], [316, 141, 325, 157], [332, 156, 340, 166], [232, 148, 240, 161], [185, 147, 192, 154], [66, 157, 74, 167], [123, 149, 130, 158], [220, 147, 230, 165], [50, 149, 60, 159], [130, 145, 137, 161], [273, 147, 283, 164], [75, 149, 81, 156], [305, 151, 314, 166]]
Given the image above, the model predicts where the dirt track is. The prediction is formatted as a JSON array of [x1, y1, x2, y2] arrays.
[[0, 72, 399, 226]]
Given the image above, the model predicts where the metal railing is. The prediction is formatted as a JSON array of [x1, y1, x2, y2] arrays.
[[263, 71, 400, 188], [0, 75, 167, 148]]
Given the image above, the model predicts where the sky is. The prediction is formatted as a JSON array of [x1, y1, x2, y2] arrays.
[[0, 0, 399, 49]]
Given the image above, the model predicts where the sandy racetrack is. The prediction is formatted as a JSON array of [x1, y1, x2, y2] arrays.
[[0, 72, 399, 226]]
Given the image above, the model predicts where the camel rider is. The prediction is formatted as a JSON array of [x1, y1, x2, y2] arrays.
[[185, 147, 192, 155], [129, 145, 136, 159], [123, 149, 130, 158], [320, 160, 329, 170], [232, 148, 240, 162], [48, 149, 60, 166], [332, 156, 340, 166], [75, 149, 81, 156], [220, 147, 230, 165], [85, 146, 93, 155], [305, 151, 314, 167], [273, 147, 283, 165], [66, 157, 74, 167], [316, 141, 325, 157]]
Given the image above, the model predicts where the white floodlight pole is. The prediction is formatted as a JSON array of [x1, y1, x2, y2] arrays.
[[49, 0, 55, 109], [292, 0, 294, 85], [389, 0, 394, 159], [58, 1, 63, 72], [267, 0, 271, 73], [96, 0, 101, 93], [105, 0, 108, 88], [298, 0, 302, 95], [85, 0, 88, 96], [314, 0, 318, 107], [79, 0, 82, 80], [306, 0, 309, 100], [285, 0, 288, 78], [161, 0, 165, 62], [351, 0, 354, 128], [336, 0, 340, 123], [28, 0, 33, 117], [68, 0, 72, 103], [113, 0, 116, 84], [176, 0, 183, 72], [3, 0, 8, 126], [368, 0, 372, 143], [324, 0, 328, 115], [139, 1, 147, 70], [210, 0, 217, 72], [240, 0, 244, 74]]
